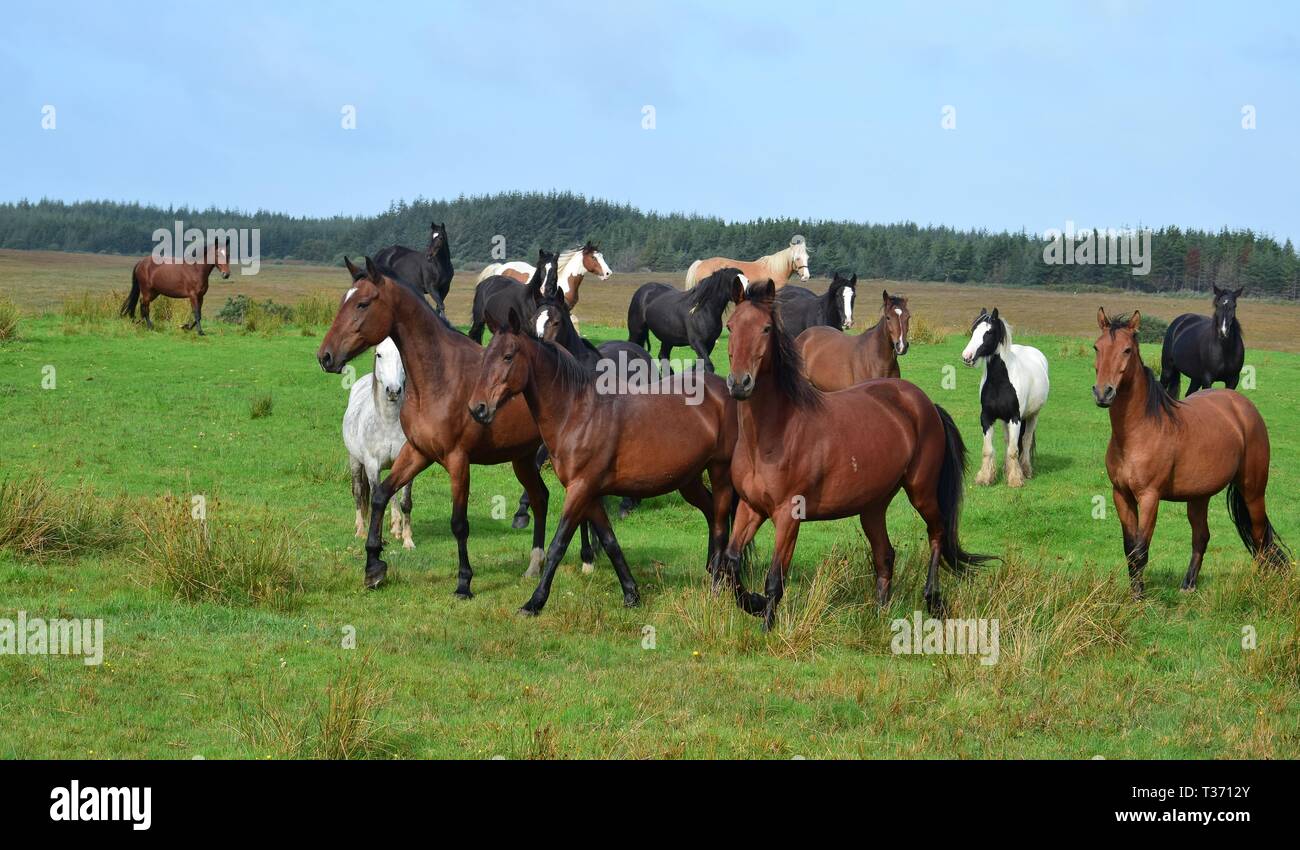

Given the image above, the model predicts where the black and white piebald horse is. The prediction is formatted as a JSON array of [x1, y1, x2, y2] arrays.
[[1159, 285, 1246, 398], [960, 308, 1050, 488], [774, 272, 857, 339]]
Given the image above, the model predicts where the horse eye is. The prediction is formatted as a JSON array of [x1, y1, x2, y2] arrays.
[[1123, 347, 1132, 355], [357, 300, 371, 310], [763, 324, 772, 333], [503, 354, 514, 362]]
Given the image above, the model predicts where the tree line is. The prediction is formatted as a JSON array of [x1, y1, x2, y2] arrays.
[[1, 193, 1296, 297]]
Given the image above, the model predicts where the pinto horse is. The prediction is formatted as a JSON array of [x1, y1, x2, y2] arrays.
[[685, 236, 810, 290], [796, 290, 911, 388], [476, 241, 611, 308], [371, 221, 453, 306], [468, 309, 739, 616], [1094, 308, 1289, 592], [1159, 286, 1246, 398], [122, 240, 231, 334], [468, 249, 558, 343], [716, 280, 992, 628], [775, 272, 856, 339], [626, 267, 748, 373], [317, 256, 551, 595]]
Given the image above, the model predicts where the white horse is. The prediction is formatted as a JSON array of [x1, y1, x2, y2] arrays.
[[960, 308, 1050, 488], [343, 337, 414, 547], [475, 241, 611, 307]]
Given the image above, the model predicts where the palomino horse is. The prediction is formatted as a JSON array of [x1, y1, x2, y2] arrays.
[[1093, 308, 1289, 592], [775, 272, 857, 339], [476, 241, 611, 308], [372, 221, 453, 306], [796, 290, 911, 387], [122, 239, 231, 334], [468, 250, 558, 343], [960, 308, 1050, 488], [317, 257, 551, 595], [626, 267, 748, 373], [343, 337, 414, 550], [469, 309, 739, 616], [684, 236, 810, 290], [1160, 286, 1246, 398], [717, 280, 992, 628]]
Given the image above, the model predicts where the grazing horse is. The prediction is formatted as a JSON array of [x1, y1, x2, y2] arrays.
[[1093, 308, 1289, 592], [122, 239, 231, 334], [468, 250, 559, 343], [476, 241, 611, 308], [775, 272, 857, 339], [468, 309, 739, 616], [1160, 286, 1246, 398], [797, 290, 911, 387], [317, 256, 551, 595], [685, 236, 810, 290], [371, 221, 453, 306], [716, 280, 993, 628], [626, 267, 749, 373], [960, 308, 1050, 488], [343, 337, 414, 550]]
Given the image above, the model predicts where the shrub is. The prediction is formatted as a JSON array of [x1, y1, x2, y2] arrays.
[[0, 296, 19, 341], [907, 315, 948, 345], [295, 293, 338, 327], [1136, 314, 1169, 345], [0, 475, 130, 559]]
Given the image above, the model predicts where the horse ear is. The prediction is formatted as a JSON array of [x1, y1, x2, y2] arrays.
[[507, 308, 522, 335], [364, 256, 385, 285], [1233, 287, 1244, 298], [881, 290, 890, 306], [1097, 307, 1109, 330], [990, 307, 999, 321], [1130, 310, 1142, 332], [344, 256, 362, 279], [748, 278, 776, 307], [849, 273, 857, 286]]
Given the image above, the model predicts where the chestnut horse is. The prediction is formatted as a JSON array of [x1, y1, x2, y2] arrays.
[[1093, 308, 1289, 592], [796, 290, 911, 389], [685, 236, 810, 290], [468, 310, 738, 616], [122, 239, 231, 334], [717, 280, 992, 628], [317, 256, 551, 596], [475, 241, 611, 308]]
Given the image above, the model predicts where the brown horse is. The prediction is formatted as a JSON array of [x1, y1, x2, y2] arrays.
[[468, 309, 738, 616], [317, 257, 551, 596], [796, 290, 911, 388], [717, 280, 991, 628], [1093, 308, 1289, 592], [122, 240, 231, 334], [685, 236, 810, 290]]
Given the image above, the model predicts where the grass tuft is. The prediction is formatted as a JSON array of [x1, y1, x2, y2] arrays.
[[249, 393, 274, 419], [907, 316, 948, 345], [0, 475, 130, 559], [0, 296, 18, 341]]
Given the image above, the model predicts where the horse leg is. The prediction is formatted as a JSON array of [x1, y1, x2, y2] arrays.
[[1112, 486, 1143, 594], [1225, 371, 1241, 391], [1185, 378, 1203, 397], [760, 512, 802, 631], [1020, 415, 1038, 479], [676, 476, 717, 576], [350, 458, 369, 538], [513, 444, 547, 530], [181, 296, 194, 331], [974, 414, 997, 486], [444, 452, 476, 599], [193, 295, 205, 336], [399, 482, 414, 550], [1181, 497, 1210, 591], [579, 520, 596, 574], [719, 500, 767, 617], [618, 496, 640, 519], [690, 337, 717, 373], [658, 342, 674, 375], [583, 500, 640, 608], [364, 444, 431, 589], [1004, 418, 1024, 488], [860, 507, 895, 608], [519, 484, 589, 616], [140, 293, 154, 330], [510, 454, 549, 579]]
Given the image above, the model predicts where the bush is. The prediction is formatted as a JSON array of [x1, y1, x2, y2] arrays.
[[0, 475, 130, 559], [907, 315, 948, 345], [217, 295, 294, 331], [0, 296, 17, 341], [295, 293, 338, 327], [1136, 314, 1169, 345]]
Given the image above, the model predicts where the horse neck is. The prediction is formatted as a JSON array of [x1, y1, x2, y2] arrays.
[[860, 317, 894, 358], [520, 342, 588, 444], [737, 354, 801, 453], [764, 247, 794, 280], [384, 287, 459, 407], [430, 245, 452, 280], [1109, 357, 1155, 442]]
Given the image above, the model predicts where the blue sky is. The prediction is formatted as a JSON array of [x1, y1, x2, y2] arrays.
[[2, 0, 1298, 241]]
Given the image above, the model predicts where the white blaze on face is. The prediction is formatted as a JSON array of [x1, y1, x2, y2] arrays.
[[795, 244, 811, 280], [344, 287, 358, 302], [737, 273, 751, 292], [535, 307, 550, 338], [962, 320, 991, 365], [895, 308, 906, 352], [596, 251, 612, 279], [375, 337, 406, 396], [841, 288, 854, 328]]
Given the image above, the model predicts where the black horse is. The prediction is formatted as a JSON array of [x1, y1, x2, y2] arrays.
[[468, 249, 558, 343], [372, 222, 453, 308], [1160, 286, 1246, 398], [775, 272, 857, 339], [626, 268, 747, 373]]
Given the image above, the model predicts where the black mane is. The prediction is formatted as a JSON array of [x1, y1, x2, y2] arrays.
[[690, 267, 742, 313], [534, 336, 594, 392], [748, 280, 822, 409]]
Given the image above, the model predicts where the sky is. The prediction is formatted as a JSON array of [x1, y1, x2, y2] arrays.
[[2, 0, 1298, 241]]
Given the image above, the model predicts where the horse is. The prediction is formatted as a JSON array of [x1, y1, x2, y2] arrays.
[[685, 236, 810, 290], [346, 257, 445, 316], [715, 280, 993, 629], [468, 309, 739, 616], [475, 241, 611, 308], [1159, 286, 1246, 398], [317, 256, 551, 596], [626, 268, 749, 373], [959, 308, 1050, 488], [343, 337, 414, 550], [371, 221, 453, 306], [122, 238, 231, 334], [1093, 308, 1289, 592], [775, 272, 857, 340], [796, 290, 911, 388], [468, 250, 559, 343]]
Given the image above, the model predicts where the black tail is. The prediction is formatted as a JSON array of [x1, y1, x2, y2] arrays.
[[121, 268, 141, 318], [626, 292, 648, 348], [1226, 482, 1292, 569], [935, 404, 998, 572], [468, 290, 486, 344]]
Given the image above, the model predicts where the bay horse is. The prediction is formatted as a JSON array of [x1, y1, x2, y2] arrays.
[[960, 308, 1050, 488], [468, 309, 739, 616], [626, 268, 748, 373], [685, 236, 810, 290], [717, 280, 993, 629], [475, 241, 611, 308], [796, 290, 911, 388], [317, 256, 551, 596], [468, 250, 558, 343], [372, 221, 453, 306], [1093, 308, 1289, 592], [122, 238, 231, 334], [1159, 286, 1246, 398], [775, 272, 857, 339], [343, 337, 414, 550]]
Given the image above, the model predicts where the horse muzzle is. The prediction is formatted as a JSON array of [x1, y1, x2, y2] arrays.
[[318, 349, 344, 373], [895, 340, 909, 356], [962, 354, 976, 367], [1093, 385, 1116, 408], [468, 402, 495, 425], [726, 373, 755, 400]]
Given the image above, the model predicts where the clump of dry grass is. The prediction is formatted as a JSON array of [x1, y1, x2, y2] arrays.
[[1244, 614, 1300, 688], [0, 475, 130, 559], [907, 315, 949, 345], [249, 392, 274, 419], [61, 290, 122, 324], [294, 292, 338, 327], [0, 295, 19, 341]]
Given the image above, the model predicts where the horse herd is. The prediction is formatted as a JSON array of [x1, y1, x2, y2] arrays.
[[125, 224, 1290, 626]]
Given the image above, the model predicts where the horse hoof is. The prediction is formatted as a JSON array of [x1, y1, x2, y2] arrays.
[[403, 540, 415, 550], [619, 508, 633, 520], [511, 515, 530, 530], [454, 588, 473, 600], [623, 591, 640, 608], [517, 606, 540, 618], [581, 562, 595, 575], [364, 561, 388, 589]]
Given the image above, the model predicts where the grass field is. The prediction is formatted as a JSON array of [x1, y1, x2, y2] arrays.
[[1, 250, 1298, 759]]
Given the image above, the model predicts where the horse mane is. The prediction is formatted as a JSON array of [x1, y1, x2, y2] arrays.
[[536, 292, 600, 359], [1108, 313, 1181, 422], [690, 267, 741, 312], [534, 336, 595, 392], [972, 311, 1010, 353], [748, 280, 822, 409]]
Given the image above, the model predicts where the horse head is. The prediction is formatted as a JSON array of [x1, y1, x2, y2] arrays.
[[961, 307, 1003, 366], [789, 236, 811, 282], [1093, 307, 1142, 407], [212, 238, 231, 279], [373, 336, 406, 403], [1211, 285, 1243, 341], [317, 256, 397, 373], [528, 249, 559, 298], [830, 273, 857, 330], [581, 241, 612, 280], [469, 308, 533, 426], [426, 222, 448, 261], [881, 290, 910, 356]]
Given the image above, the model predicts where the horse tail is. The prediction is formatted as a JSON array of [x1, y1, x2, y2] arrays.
[[626, 287, 649, 347], [121, 266, 141, 318], [1226, 482, 1292, 569], [468, 286, 487, 344], [684, 259, 702, 290], [935, 404, 998, 573]]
